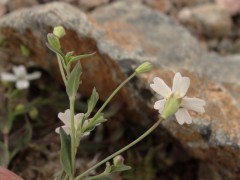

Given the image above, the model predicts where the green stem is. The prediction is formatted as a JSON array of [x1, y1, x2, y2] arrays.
[[86, 72, 136, 128], [70, 97, 76, 178], [3, 133, 9, 150], [75, 117, 164, 180], [57, 54, 67, 85], [83, 172, 106, 180]]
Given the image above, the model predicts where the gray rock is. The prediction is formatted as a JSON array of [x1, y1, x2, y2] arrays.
[[178, 4, 232, 37]]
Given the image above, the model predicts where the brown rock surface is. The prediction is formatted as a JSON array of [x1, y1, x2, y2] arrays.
[[0, 1, 240, 178], [78, 0, 109, 10]]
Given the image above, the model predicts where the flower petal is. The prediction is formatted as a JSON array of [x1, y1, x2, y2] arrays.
[[26, 72, 41, 81], [172, 72, 182, 93], [55, 126, 71, 135], [150, 77, 171, 98], [16, 80, 29, 89], [58, 109, 71, 127], [172, 72, 190, 97], [181, 97, 206, 113], [179, 77, 190, 97], [74, 113, 85, 130], [175, 108, 192, 125], [13, 65, 27, 77], [153, 99, 166, 113], [1, 73, 17, 82]]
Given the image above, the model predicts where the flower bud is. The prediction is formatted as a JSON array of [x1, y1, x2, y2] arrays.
[[20, 44, 30, 57], [113, 155, 124, 166], [53, 26, 66, 38], [161, 97, 181, 119], [47, 33, 61, 50], [15, 104, 25, 112], [135, 62, 152, 74], [29, 108, 39, 120]]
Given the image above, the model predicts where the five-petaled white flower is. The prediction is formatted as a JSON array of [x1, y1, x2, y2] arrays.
[[0, 65, 41, 90], [55, 109, 90, 136], [150, 72, 206, 125]]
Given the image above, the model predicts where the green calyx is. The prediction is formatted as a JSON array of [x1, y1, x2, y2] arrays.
[[135, 62, 152, 74], [161, 96, 181, 119], [47, 33, 61, 50]]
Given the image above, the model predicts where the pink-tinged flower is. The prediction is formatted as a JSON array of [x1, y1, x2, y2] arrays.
[[150, 72, 206, 125], [55, 109, 89, 136], [0, 65, 41, 90]]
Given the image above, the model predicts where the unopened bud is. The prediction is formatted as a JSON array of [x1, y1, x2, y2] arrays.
[[135, 62, 152, 74], [15, 104, 25, 112], [53, 26, 66, 38], [161, 97, 180, 119], [29, 108, 38, 120], [20, 44, 30, 57], [47, 33, 61, 50], [113, 155, 124, 166]]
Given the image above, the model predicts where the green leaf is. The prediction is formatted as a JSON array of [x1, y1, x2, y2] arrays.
[[103, 162, 112, 174], [86, 88, 99, 117], [59, 127, 72, 176], [93, 113, 107, 125], [46, 42, 64, 57], [112, 164, 131, 172], [66, 62, 82, 97], [20, 44, 30, 57], [65, 51, 75, 64], [94, 176, 111, 180], [69, 52, 95, 64], [83, 113, 106, 133]]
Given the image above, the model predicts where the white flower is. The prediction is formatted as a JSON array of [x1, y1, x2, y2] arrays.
[[150, 72, 206, 125], [0, 65, 41, 89], [55, 109, 90, 136]]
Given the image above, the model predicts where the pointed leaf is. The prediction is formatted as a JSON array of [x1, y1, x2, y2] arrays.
[[59, 127, 72, 176], [112, 164, 131, 172], [69, 52, 95, 64], [65, 51, 75, 63], [86, 88, 99, 117], [66, 62, 82, 97], [46, 42, 64, 57]]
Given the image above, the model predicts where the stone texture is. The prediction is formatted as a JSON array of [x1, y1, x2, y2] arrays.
[[0, 1, 240, 179], [178, 4, 232, 37], [144, 0, 171, 13], [216, 0, 240, 15], [78, 0, 109, 11], [7, 0, 38, 11]]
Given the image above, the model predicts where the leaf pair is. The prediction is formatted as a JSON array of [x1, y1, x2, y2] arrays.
[[66, 63, 82, 98]]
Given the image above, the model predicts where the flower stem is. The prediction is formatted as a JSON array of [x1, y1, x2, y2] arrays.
[[70, 97, 76, 178], [87, 72, 137, 127], [75, 117, 164, 180], [3, 133, 9, 150], [57, 54, 67, 85]]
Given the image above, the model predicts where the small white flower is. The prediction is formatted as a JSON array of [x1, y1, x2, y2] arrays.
[[150, 72, 206, 125], [1, 65, 41, 89], [55, 109, 90, 136]]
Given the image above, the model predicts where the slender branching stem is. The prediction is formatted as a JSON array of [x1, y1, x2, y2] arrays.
[[57, 54, 67, 85], [87, 72, 137, 128], [70, 97, 76, 178], [75, 117, 164, 180], [3, 133, 9, 150]]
